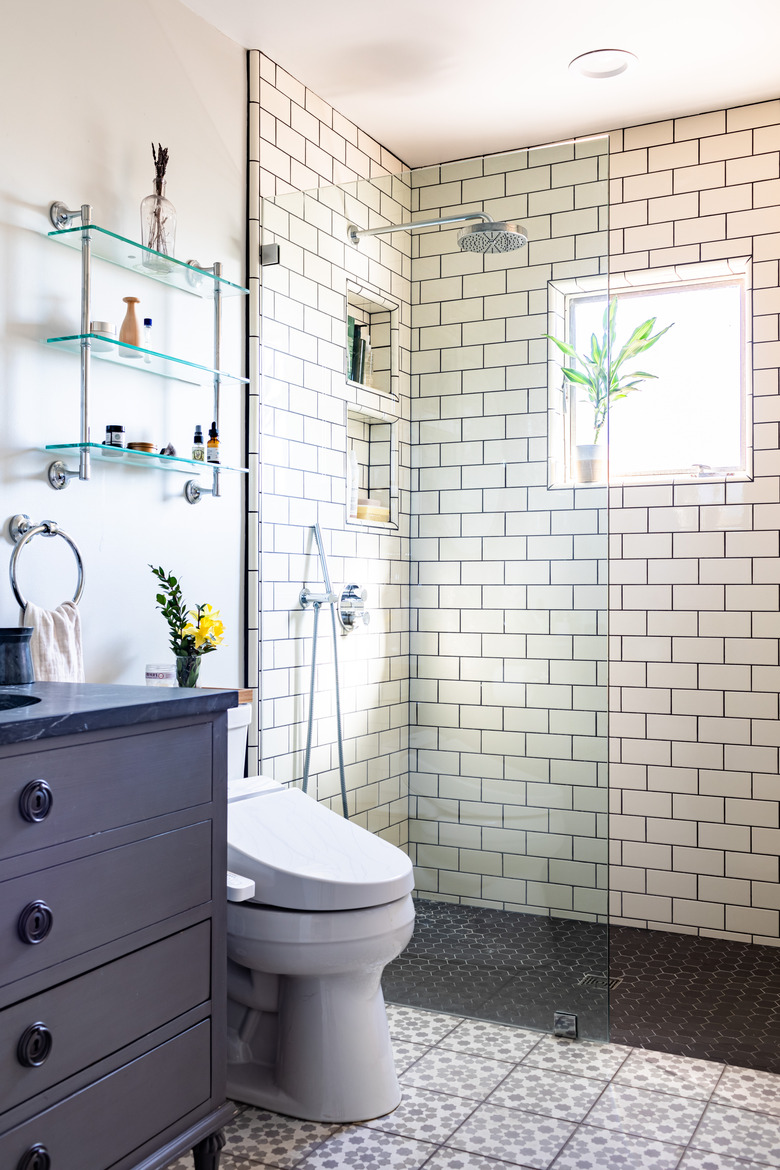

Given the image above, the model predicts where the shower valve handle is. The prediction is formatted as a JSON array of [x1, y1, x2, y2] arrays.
[[338, 584, 369, 633]]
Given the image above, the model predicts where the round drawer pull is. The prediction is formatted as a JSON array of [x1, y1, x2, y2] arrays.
[[17, 1145, 50, 1170], [17, 901, 53, 945], [17, 1023, 53, 1067], [19, 781, 54, 823]]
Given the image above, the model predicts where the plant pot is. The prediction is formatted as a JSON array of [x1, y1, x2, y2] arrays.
[[575, 443, 606, 484]]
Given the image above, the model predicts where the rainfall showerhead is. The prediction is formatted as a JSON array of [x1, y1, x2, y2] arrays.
[[457, 219, 527, 254], [347, 212, 528, 254]]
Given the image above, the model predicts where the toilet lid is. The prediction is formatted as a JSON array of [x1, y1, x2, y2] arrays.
[[227, 786, 414, 911]]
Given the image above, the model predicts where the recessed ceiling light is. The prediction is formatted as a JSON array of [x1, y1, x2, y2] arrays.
[[569, 48, 637, 79]]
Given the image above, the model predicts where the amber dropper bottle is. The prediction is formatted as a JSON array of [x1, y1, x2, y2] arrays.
[[207, 421, 220, 464]]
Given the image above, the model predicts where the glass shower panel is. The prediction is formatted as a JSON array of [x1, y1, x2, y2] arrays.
[[390, 137, 611, 1041], [257, 137, 610, 1040], [257, 170, 414, 843]]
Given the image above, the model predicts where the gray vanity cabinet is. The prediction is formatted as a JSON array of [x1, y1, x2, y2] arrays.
[[0, 709, 232, 1170]]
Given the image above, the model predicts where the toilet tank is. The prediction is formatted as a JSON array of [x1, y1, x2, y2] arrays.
[[227, 703, 252, 780]]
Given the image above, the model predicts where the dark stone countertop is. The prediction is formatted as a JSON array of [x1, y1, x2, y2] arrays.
[[0, 682, 238, 746]]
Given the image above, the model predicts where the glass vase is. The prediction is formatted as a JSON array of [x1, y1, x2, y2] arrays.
[[140, 179, 176, 272], [175, 653, 201, 688]]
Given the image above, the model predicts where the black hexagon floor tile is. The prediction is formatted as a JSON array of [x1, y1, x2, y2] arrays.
[[383, 900, 780, 1071]]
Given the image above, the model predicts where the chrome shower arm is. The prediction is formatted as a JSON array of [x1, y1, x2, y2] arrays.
[[347, 211, 493, 245]]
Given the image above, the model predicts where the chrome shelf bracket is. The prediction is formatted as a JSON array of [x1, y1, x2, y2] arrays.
[[184, 466, 221, 505], [47, 460, 79, 491], [49, 202, 86, 230]]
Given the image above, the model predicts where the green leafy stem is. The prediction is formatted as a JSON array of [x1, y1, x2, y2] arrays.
[[544, 297, 673, 443]]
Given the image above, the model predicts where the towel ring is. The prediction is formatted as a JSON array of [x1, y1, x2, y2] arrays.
[[9, 515, 85, 609]]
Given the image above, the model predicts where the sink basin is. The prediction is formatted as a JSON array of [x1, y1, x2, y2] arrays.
[[0, 693, 42, 711]]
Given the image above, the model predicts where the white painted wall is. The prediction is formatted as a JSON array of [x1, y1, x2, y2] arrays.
[[0, 0, 246, 686]]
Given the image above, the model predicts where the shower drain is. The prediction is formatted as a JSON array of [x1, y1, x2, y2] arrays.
[[578, 973, 623, 990]]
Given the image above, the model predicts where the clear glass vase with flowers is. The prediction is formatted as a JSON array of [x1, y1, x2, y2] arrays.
[[150, 565, 225, 687]]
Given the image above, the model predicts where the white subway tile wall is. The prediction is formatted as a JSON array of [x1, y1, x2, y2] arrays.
[[251, 51, 412, 844], [252, 49, 780, 941], [610, 100, 780, 942], [408, 140, 611, 919]]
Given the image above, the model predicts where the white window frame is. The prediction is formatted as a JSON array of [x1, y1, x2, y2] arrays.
[[546, 259, 752, 487]]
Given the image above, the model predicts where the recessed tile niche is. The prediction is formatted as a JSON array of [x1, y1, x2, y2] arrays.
[[345, 281, 400, 528], [346, 282, 400, 400], [346, 403, 398, 528]]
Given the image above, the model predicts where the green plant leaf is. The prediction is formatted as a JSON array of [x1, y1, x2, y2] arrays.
[[542, 333, 579, 360], [561, 367, 591, 385]]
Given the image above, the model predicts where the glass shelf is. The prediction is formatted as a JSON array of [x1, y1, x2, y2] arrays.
[[48, 225, 249, 298], [45, 443, 248, 476], [45, 334, 249, 386]]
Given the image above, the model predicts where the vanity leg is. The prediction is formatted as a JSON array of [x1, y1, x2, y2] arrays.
[[192, 1128, 226, 1170]]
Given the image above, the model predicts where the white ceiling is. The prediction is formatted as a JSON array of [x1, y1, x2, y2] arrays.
[[181, 0, 780, 168]]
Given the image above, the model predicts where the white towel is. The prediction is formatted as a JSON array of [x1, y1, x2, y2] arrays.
[[23, 601, 85, 683]]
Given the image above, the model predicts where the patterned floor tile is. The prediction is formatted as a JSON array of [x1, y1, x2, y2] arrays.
[[394, 1040, 430, 1077], [550, 1126, 685, 1170], [401, 1047, 513, 1101], [422, 1152, 528, 1170], [614, 1048, 724, 1101], [221, 1107, 340, 1168], [445, 1102, 576, 1168], [690, 1102, 780, 1166], [220, 1159, 278, 1170], [711, 1063, 780, 1116], [365, 1084, 476, 1143], [386, 1004, 462, 1045], [584, 1082, 706, 1144], [438, 1019, 543, 1063], [523, 1036, 631, 1081], [680, 1151, 776, 1170], [488, 1064, 608, 1122], [295, 1127, 435, 1170]]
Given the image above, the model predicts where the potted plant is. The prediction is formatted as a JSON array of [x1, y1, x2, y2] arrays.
[[150, 566, 225, 687], [544, 297, 673, 483]]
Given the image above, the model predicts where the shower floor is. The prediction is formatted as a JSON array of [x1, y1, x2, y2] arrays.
[[382, 898, 780, 1073]]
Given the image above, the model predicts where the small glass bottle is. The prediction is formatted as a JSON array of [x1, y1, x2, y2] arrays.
[[192, 425, 205, 462], [207, 421, 220, 464], [143, 317, 153, 363]]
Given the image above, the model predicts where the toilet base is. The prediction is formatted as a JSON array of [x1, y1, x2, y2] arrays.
[[227, 969, 401, 1123]]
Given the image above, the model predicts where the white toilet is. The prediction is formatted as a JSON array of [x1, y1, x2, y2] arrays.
[[224, 704, 415, 1123]]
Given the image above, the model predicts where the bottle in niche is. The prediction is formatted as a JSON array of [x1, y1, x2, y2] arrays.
[[207, 421, 220, 464], [140, 143, 176, 271], [192, 425, 205, 462], [118, 296, 142, 358]]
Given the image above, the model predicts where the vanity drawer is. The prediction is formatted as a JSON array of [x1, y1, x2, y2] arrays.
[[0, 922, 210, 1116], [0, 821, 212, 990], [0, 1020, 211, 1170], [0, 721, 214, 861]]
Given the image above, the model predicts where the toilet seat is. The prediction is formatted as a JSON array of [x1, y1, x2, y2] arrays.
[[227, 779, 414, 912]]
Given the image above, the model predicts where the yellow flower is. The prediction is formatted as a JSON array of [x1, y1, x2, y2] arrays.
[[186, 605, 225, 649]]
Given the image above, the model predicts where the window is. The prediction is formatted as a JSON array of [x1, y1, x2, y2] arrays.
[[546, 260, 751, 485]]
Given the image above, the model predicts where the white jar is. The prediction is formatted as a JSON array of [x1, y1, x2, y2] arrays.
[[145, 662, 176, 687]]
